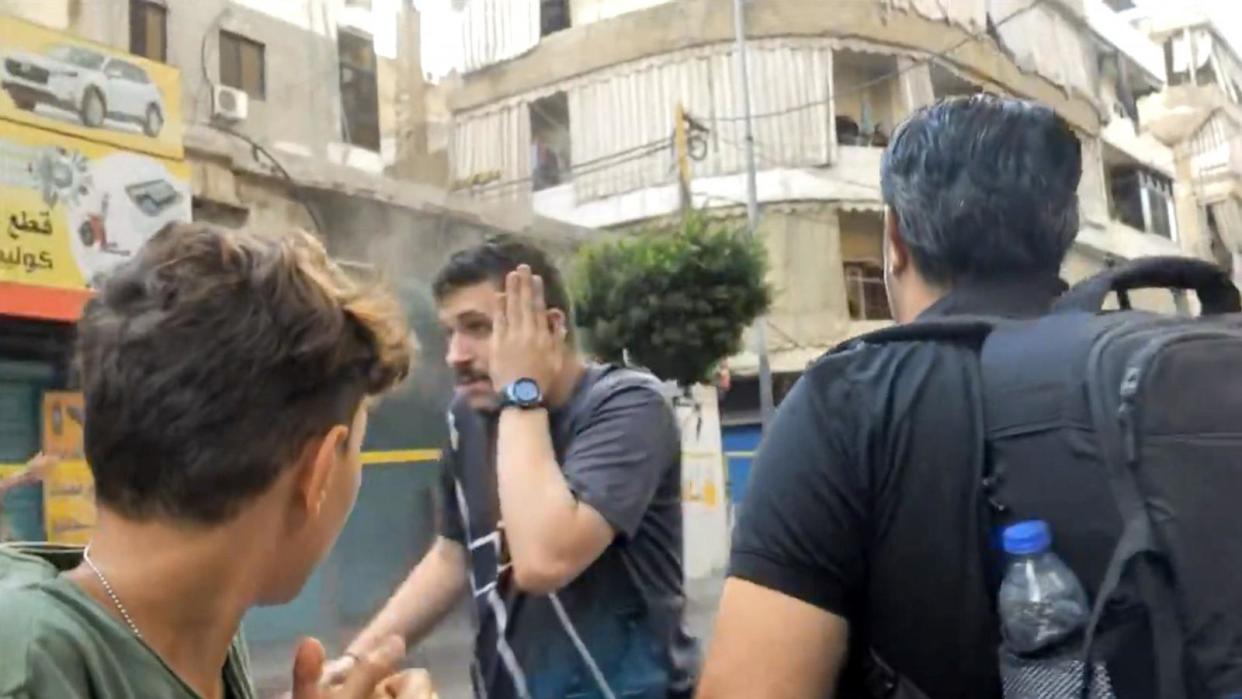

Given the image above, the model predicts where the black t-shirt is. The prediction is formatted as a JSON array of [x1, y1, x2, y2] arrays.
[[440, 364, 699, 699], [729, 280, 1064, 698]]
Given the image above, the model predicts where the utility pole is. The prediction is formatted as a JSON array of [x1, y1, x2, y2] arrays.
[[732, 0, 775, 430], [674, 102, 692, 217]]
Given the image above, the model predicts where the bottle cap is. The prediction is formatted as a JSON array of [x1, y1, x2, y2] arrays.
[[1002, 520, 1052, 555]]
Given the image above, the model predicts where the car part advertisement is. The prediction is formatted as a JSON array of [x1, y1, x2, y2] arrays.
[[0, 16, 190, 322], [0, 14, 184, 159], [0, 119, 191, 320]]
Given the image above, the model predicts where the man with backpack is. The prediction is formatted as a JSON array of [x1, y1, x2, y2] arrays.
[[697, 93, 1242, 698]]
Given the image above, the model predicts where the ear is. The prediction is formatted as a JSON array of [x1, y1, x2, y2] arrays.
[[293, 424, 351, 517], [884, 206, 911, 278], [547, 308, 569, 341]]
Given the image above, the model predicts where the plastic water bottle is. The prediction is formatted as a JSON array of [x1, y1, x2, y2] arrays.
[[998, 520, 1089, 655]]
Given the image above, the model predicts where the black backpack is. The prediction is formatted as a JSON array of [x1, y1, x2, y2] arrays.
[[852, 257, 1242, 698]]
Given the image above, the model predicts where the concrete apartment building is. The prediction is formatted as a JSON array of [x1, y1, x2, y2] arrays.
[[443, 0, 1214, 453], [1125, 4, 1242, 281]]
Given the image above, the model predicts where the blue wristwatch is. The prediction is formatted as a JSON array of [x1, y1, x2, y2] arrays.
[[498, 378, 545, 410]]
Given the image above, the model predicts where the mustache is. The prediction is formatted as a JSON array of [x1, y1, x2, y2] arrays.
[[454, 369, 490, 385]]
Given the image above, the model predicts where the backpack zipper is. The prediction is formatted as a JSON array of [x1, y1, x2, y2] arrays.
[[1115, 328, 1242, 466], [1118, 367, 1141, 465]]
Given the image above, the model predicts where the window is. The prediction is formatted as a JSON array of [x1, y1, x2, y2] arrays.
[[105, 59, 150, 84], [220, 31, 265, 100], [1108, 166, 1177, 239], [129, 0, 167, 62], [833, 51, 901, 147], [844, 261, 892, 321], [47, 45, 106, 71], [529, 92, 570, 190], [338, 31, 380, 151], [541, 0, 570, 37]]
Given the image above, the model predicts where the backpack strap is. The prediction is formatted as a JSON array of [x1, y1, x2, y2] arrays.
[[833, 318, 1001, 699], [830, 317, 998, 355], [553, 365, 671, 699], [1054, 256, 1241, 315]]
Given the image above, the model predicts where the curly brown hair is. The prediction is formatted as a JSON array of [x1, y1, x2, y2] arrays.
[[76, 222, 411, 524]]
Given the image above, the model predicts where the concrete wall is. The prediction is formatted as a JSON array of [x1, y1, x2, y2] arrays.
[[530, 145, 885, 229], [677, 383, 729, 579], [449, 0, 1103, 134], [840, 211, 885, 263], [202, 3, 360, 161], [715, 203, 858, 372], [0, 0, 70, 31], [570, 0, 672, 26]]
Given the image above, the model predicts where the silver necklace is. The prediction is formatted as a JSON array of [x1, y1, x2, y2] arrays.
[[82, 545, 144, 640]]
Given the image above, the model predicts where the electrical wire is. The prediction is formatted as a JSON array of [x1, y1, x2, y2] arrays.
[[220, 127, 328, 235], [198, 9, 326, 235], [712, 133, 883, 192], [456, 137, 671, 195], [455, 0, 1050, 196]]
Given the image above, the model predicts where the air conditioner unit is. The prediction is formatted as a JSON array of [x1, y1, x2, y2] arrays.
[[212, 85, 248, 123]]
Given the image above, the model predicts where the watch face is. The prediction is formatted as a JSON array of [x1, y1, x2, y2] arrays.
[[513, 379, 541, 403]]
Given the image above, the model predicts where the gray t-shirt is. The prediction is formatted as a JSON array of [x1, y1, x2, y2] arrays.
[[439, 364, 699, 699]]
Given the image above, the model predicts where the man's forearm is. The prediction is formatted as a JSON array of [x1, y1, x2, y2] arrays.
[[349, 537, 468, 655], [0, 472, 30, 494], [495, 409, 586, 573]]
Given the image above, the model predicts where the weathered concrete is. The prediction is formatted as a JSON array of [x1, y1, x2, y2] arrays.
[[449, 0, 1102, 134], [529, 146, 884, 229], [5, 0, 437, 182]]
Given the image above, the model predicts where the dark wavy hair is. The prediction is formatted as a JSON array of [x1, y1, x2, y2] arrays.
[[433, 234, 574, 339], [76, 222, 411, 524], [880, 93, 1083, 285]]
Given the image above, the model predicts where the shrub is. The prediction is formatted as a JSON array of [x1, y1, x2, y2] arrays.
[[572, 213, 771, 387]]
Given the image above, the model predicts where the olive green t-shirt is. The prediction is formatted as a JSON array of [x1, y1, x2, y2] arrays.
[[0, 547, 256, 699]]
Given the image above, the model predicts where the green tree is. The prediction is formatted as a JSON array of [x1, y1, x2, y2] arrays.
[[572, 213, 771, 387]]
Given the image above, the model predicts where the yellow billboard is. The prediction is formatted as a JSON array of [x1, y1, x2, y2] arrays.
[[0, 119, 190, 320], [42, 391, 94, 545], [0, 15, 184, 160]]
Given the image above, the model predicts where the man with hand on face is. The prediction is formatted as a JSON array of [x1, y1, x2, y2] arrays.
[[342, 237, 699, 699]]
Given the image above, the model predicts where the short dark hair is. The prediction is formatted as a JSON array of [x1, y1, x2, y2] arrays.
[[76, 223, 411, 524], [432, 234, 573, 331], [880, 93, 1082, 285]]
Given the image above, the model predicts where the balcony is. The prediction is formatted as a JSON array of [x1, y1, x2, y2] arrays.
[[1084, 0, 1165, 84], [450, 0, 1102, 134]]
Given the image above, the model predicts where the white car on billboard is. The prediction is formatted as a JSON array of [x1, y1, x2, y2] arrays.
[[1, 44, 165, 136]]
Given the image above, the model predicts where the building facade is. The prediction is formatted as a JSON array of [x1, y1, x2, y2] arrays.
[[1128, 6, 1242, 281], [441, 0, 1221, 502]]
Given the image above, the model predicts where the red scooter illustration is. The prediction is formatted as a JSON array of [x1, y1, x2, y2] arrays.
[[77, 194, 125, 255]]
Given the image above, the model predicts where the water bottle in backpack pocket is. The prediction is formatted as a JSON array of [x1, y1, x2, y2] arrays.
[[998, 521, 1114, 699], [840, 257, 1242, 698]]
